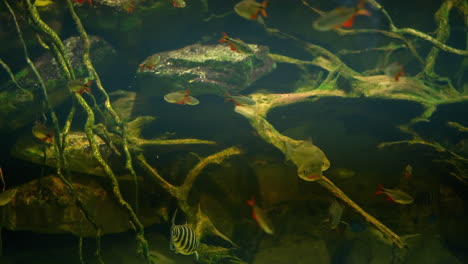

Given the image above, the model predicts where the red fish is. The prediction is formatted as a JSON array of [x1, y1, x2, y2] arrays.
[[313, 0, 370, 31], [375, 184, 414, 204], [73, 0, 93, 6], [32, 123, 54, 143], [247, 196, 274, 234], [234, 0, 268, 20], [68, 79, 92, 95], [219, 32, 254, 54]]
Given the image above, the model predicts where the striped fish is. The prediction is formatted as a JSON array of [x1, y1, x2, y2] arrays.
[[170, 209, 200, 260]]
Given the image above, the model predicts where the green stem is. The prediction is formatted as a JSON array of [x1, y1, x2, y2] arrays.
[[424, 1, 453, 76], [25, 0, 75, 79]]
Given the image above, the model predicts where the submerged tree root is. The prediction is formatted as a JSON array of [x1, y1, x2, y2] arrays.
[[233, 92, 407, 248], [137, 147, 241, 248]]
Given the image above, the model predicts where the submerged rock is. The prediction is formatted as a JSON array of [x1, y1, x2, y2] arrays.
[[0, 35, 115, 131], [0, 174, 161, 236], [136, 43, 276, 97]]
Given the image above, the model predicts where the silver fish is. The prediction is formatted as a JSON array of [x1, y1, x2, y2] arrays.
[[170, 209, 200, 259], [328, 198, 344, 230], [284, 140, 330, 181]]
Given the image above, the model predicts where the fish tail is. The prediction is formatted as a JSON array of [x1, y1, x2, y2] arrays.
[[340, 15, 356, 28], [375, 184, 384, 195], [219, 32, 228, 43], [78, 87, 85, 95], [228, 43, 237, 52], [247, 196, 256, 207], [260, 0, 268, 18]]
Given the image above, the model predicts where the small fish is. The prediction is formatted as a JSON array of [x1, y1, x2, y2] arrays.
[[326, 168, 356, 179], [313, 0, 370, 31], [170, 209, 200, 259], [139, 55, 160, 72], [164, 89, 200, 105], [34, 0, 54, 7], [284, 140, 330, 181], [375, 184, 414, 204], [328, 198, 344, 230], [68, 79, 92, 95], [225, 91, 256, 106], [247, 196, 274, 235], [234, 0, 268, 20], [73, 0, 92, 6], [384, 62, 405, 81], [171, 0, 186, 8], [0, 189, 17, 206], [404, 164, 413, 178], [219, 32, 255, 54], [32, 123, 54, 143]]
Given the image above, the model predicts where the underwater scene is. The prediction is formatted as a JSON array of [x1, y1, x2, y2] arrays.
[[0, 0, 467, 263]]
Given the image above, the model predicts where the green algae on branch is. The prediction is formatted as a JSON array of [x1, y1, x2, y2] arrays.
[[137, 147, 241, 253], [233, 101, 407, 249]]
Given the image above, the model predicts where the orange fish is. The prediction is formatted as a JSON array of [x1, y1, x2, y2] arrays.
[[384, 62, 405, 81], [164, 89, 200, 105], [313, 0, 370, 31], [219, 32, 254, 54], [139, 55, 160, 72], [68, 79, 92, 95], [73, 0, 92, 6], [247, 196, 274, 235], [234, 0, 268, 20], [32, 123, 54, 143]]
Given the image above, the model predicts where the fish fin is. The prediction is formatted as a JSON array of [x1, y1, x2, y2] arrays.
[[357, 9, 371, 16], [375, 190, 383, 195], [247, 196, 255, 207], [219, 32, 228, 43], [195, 251, 199, 261], [171, 209, 178, 226], [171, 0, 176, 7], [233, 100, 242, 106], [184, 96, 191, 103], [78, 87, 85, 95], [228, 43, 237, 51], [88, 0, 92, 6], [47, 136, 53, 143], [224, 98, 231, 103], [184, 89, 191, 95], [386, 196, 394, 202], [260, 1, 268, 18], [378, 184, 384, 190], [340, 15, 356, 28], [251, 11, 259, 20], [139, 64, 145, 72], [176, 99, 185, 104]]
